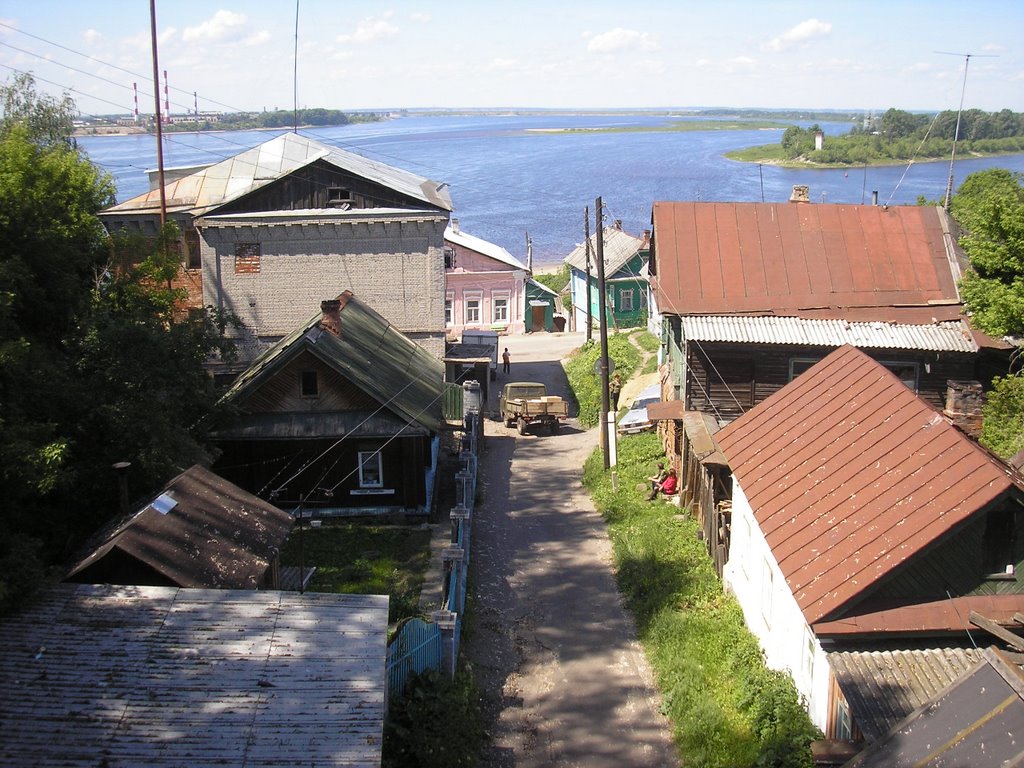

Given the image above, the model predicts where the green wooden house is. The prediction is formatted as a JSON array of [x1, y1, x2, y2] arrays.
[[564, 223, 649, 331]]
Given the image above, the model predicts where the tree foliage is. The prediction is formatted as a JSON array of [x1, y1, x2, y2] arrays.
[[0, 75, 235, 614]]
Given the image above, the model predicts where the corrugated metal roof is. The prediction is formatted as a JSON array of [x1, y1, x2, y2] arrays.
[[829, 647, 985, 742], [446, 226, 526, 270], [564, 226, 646, 273], [651, 201, 964, 323], [225, 291, 445, 433], [716, 345, 1022, 625], [101, 132, 452, 216], [843, 648, 1024, 768], [65, 465, 294, 589], [682, 315, 977, 352], [0, 584, 388, 766]]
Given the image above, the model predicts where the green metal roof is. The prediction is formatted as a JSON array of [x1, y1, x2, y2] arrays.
[[224, 292, 444, 433]]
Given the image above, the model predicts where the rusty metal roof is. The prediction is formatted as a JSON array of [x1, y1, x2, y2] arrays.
[[0, 584, 388, 766], [651, 201, 963, 323], [65, 465, 294, 589], [716, 345, 1022, 625], [829, 647, 985, 742], [101, 132, 452, 216], [681, 316, 977, 352], [843, 648, 1024, 768], [814, 595, 1024, 637]]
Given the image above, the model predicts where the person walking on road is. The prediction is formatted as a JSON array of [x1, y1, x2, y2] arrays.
[[502, 347, 511, 374]]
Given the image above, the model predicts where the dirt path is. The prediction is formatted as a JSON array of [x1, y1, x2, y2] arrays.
[[464, 332, 678, 768]]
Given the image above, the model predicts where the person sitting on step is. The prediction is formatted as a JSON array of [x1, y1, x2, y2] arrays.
[[648, 467, 678, 500]]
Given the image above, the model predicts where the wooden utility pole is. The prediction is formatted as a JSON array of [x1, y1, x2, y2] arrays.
[[149, 0, 167, 229], [595, 197, 611, 470], [584, 206, 593, 342]]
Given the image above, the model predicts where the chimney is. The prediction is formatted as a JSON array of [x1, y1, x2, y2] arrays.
[[320, 299, 342, 336], [790, 185, 810, 203], [641, 229, 651, 248], [944, 380, 984, 439], [451, 217, 460, 234], [871, 190, 879, 206], [112, 462, 131, 517]]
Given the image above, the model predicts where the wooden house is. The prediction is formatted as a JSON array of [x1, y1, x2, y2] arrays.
[[211, 291, 445, 517], [444, 219, 529, 336], [647, 196, 996, 433], [65, 465, 294, 589], [99, 132, 454, 364], [716, 346, 1024, 738], [565, 222, 650, 331], [0, 584, 388, 767], [525, 277, 561, 332]]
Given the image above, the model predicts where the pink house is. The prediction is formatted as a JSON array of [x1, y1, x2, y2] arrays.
[[445, 220, 529, 337]]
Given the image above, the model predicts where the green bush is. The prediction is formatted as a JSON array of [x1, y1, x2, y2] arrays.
[[383, 668, 485, 768], [565, 333, 643, 427]]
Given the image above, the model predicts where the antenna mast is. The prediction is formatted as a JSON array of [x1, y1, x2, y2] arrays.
[[936, 50, 996, 210]]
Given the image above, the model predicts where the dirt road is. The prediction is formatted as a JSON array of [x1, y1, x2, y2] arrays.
[[465, 332, 678, 767]]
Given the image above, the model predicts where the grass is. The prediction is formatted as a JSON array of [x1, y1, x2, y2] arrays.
[[564, 328, 659, 428], [583, 432, 818, 768], [279, 522, 433, 625]]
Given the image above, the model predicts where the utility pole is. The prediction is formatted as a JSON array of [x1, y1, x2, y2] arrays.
[[595, 197, 611, 470], [148, 0, 167, 229], [584, 206, 593, 343]]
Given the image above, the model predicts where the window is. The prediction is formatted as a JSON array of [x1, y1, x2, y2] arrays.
[[834, 699, 853, 741], [803, 627, 815, 679], [327, 187, 353, 208], [620, 289, 635, 312], [791, 357, 919, 391], [492, 294, 509, 323], [465, 293, 482, 324], [444, 246, 456, 269], [185, 230, 201, 270], [445, 297, 453, 326], [983, 506, 1017, 577], [300, 370, 318, 397], [358, 451, 383, 488], [235, 242, 261, 274]]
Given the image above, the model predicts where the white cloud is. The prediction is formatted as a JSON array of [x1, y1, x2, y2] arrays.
[[763, 18, 831, 52], [409, 13, 431, 23], [488, 58, 519, 71], [183, 10, 248, 43], [244, 30, 271, 46], [586, 28, 658, 54], [337, 13, 399, 44], [82, 29, 102, 45]]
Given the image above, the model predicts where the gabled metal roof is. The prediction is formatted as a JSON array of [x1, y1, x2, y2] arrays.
[[681, 315, 977, 352], [101, 132, 452, 216], [445, 225, 526, 270], [564, 225, 646, 274], [651, 201, 964, 323], [64, 465, 294, 589], [224, 291, 445, 434], [716, 345, 1023, 625]]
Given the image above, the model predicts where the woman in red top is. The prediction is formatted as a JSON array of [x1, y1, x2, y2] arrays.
[[650, 467, 678, 500]]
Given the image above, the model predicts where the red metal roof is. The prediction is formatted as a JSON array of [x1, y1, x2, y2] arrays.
[[813, 595, 1024, 637], [716, 345, 1021, 625], [651, 201, 963, 322]]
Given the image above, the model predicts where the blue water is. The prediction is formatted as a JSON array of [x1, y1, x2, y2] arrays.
[[77, 114, 1024, 267]]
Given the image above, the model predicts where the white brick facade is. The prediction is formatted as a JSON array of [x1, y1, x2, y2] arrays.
[[198, 210, 448, 362]]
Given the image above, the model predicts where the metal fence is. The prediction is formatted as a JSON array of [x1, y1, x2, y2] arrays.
[[385, 381, 480, 700]]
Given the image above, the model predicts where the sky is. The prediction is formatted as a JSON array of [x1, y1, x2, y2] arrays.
[[0, 1, 1022, 117]]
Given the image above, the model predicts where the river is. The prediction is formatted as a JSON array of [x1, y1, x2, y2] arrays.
[[77, 113, 1024, 267]]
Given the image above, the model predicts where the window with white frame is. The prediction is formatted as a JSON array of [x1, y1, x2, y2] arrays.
[[465, 293, 482, 324], [803, 626, 815, 679], [492, 293, 509, 323], [358, 451, 383, 488], [620, 289, 635, 311], [445, 296, 453, 326]]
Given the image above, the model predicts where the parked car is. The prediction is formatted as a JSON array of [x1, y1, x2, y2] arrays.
[[617, 383, 661, 435]]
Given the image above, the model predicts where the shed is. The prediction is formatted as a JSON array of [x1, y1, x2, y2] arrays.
[[65, 465, 294, 589], [525, 278, 560, 332], [0, 584, 389, 767]]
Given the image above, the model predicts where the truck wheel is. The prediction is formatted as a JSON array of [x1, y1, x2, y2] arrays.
[[517, 417, 527, 435], [549, 421, 559, 435]]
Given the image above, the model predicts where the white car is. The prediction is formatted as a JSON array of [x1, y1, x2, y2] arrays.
[[617, 383, 661, 435]]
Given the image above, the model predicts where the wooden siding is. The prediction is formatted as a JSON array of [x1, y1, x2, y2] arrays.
[[242, 350, 379, 413], [216, 159, 440, 215], [684, 343, 976, 422]]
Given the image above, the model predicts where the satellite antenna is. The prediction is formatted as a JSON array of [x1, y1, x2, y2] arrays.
[[935, 50, 997, 209]]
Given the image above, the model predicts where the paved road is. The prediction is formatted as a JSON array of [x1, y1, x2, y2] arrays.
[[465, 332, 678, 768]]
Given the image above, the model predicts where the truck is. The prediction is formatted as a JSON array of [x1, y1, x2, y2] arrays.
[[499, 382, 569, 435], [461, 329, 499, 380]]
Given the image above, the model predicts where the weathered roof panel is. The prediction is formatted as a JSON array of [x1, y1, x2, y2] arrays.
[[652, 201, 962, 322], [716, 345, 1022, 624], [65, 465, 294, 589], [446, 225, 526, 270], [0, 584, 388, 767], [564, 226, 646, 273], [681, 316, 976, 352]]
